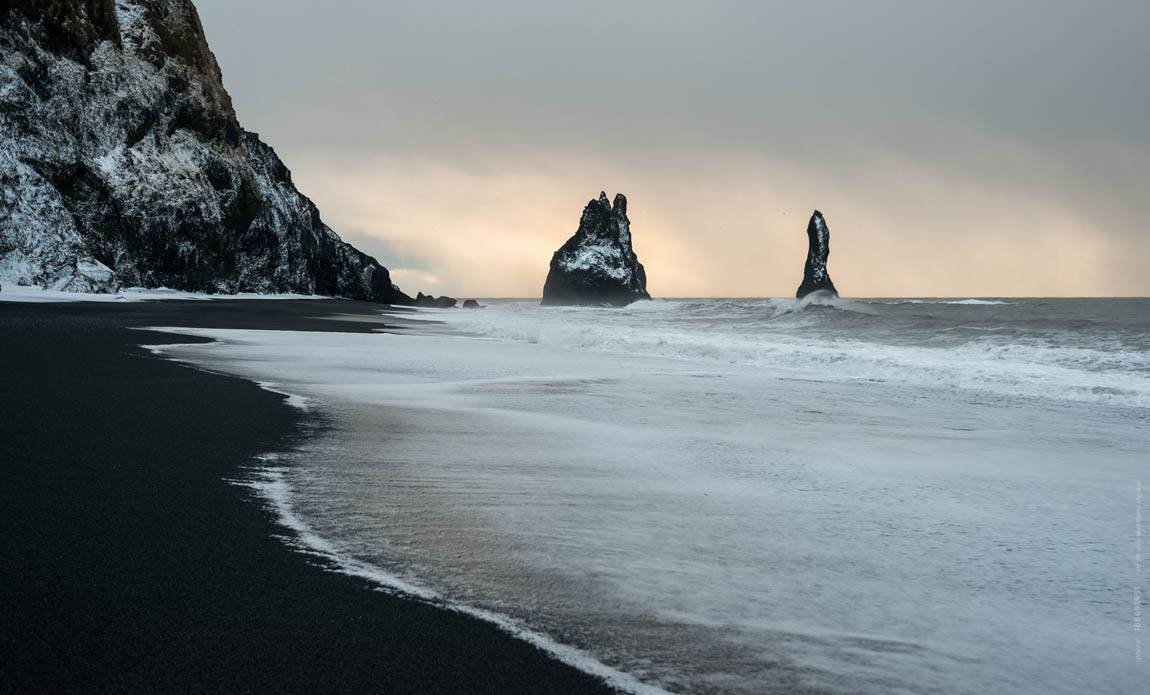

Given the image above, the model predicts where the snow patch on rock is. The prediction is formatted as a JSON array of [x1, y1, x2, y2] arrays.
[[0, 1, 409, 302], [542, 192, 650, 306]]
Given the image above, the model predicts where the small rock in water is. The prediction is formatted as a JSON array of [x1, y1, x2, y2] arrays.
[[415, 292, 458, 308]]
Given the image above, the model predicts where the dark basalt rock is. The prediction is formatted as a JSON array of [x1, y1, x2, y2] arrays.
[[795, 210, 838, 299], [461, 299, 481, 309], [414, 292, 457, 309], [541, 192, 649, 307], [0, 0, 411, 303]]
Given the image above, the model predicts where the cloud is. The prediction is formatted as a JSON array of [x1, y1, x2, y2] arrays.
[[293, 147, 1143, 298], [197, 0, 1150, 296]]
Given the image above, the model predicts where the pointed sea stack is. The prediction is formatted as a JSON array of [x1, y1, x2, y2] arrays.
[[541, 192, 650, 306], [796, 210, 838, 299]]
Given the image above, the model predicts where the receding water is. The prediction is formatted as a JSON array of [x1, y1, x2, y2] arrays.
[[154, 298, 1149, 694]]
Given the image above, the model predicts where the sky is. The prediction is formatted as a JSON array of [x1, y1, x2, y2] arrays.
[[196, 0, 1150, 297]]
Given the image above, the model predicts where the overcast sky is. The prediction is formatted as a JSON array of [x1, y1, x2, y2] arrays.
[[197, 0, 1150, 297]]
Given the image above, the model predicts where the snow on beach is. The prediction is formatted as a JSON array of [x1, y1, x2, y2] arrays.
[[145, 298, 1148, 694], [0, 284, 328, 303]]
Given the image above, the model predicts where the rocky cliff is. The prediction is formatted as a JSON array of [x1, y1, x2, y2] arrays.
[[795, 210, 837, 299], [541, 192, 649, 307], [0, 0, 410, 302]]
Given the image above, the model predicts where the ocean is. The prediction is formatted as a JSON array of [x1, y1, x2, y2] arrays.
[[153, 297, 1148, 694]]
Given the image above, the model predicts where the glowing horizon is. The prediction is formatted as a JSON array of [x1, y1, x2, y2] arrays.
[[197, 1, 1150, 299], [291, 149, 1140, 299]]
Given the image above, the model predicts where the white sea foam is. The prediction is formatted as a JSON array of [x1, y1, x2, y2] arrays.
[[148, 336, 666, 693], [146, 316, 1146, 695], [254, 382, 311, 411], [422, 300, 1150, 408], [880, 298, 1012, 305], [936, 299, 1011, 305], [232, 458, 668, 695]]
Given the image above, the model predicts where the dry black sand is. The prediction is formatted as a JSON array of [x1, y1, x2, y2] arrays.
[[0, 299, 615, 694]]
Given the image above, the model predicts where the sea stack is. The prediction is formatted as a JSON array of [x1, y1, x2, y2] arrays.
[[541, 192, 650, 306], [0, 0, 409, 302], [795, 210, 838, 299]]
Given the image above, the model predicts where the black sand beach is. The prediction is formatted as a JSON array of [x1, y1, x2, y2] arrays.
[[0, 299, 614, 694]]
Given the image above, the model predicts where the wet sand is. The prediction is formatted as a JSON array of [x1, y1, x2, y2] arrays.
[[0, 299, 614, 694]]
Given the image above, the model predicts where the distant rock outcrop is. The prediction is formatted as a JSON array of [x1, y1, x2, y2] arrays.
[[414, 292, 457, 308], [0, 0, 410, 302], [462, 299, 481, 309], [796, 210, 838, 299], [541, 192, 649, 307]]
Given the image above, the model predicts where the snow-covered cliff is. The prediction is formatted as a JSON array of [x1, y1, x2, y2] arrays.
[[541, 192, 649, 307], [0, 0, 409, 302]]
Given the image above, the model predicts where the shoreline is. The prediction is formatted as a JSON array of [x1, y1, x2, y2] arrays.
[[234, 456, 664, 695], [134, 300, 1148, 694], [143, 331, 663, 694], [0, 300, 617, 693]]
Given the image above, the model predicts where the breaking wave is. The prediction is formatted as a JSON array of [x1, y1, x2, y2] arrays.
[[427, 299, 1150, 408]]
